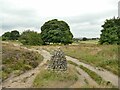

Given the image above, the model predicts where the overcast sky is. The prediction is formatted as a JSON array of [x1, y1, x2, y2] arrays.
[[0, 0, 119, 38]]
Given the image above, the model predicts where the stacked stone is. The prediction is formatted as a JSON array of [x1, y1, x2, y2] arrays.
[[48, 48, 67, 71]]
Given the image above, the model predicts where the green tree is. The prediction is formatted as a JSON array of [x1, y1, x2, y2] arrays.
[[99, 17, 120, 45], [2, 30, 20, 41], [19, 30, 43, 45], [41, 19, 73, 45], [10, 30, 20, 40], [2, 32, 11, 40], [82, 37, 87, 41]]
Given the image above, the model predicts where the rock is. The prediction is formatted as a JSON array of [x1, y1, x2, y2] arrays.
[[48, 47, 67, 71]]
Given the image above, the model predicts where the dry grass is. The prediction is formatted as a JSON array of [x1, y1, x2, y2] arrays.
[[33, 65, 78, 88], [79, 40, 99, 44], [2, 43, 43, 81], [41, 44, 119, 76], [62, 44, 118, 76]]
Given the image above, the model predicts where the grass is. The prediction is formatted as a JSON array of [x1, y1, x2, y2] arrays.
[[68, 60, 103, 85], [33, 65, 78, 88], [2, 40, 22, 45], [84, 78, 89, 85], [33, 41, 119, 76], [2, 40, 119, 87], [79, 65, 115, 87], [68, 60, 78, 66], [79, 65, 103, 85], [41, 44, 119, 76], [68, 60, 115, 87], [79, 40, 99, 44], [2, 43, 43, 81], [61, 44, 119, 76]]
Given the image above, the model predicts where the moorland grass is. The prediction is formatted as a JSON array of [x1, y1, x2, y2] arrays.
[[41, 44, 119, 76], [79, 65, 115, 87], [79, 65, 103, 85], [33, 66, 78, 88], [68, 60, 103, 85], [2, 43, 43, 81], [68, 60, 114, 87], [68, 60, 78, 66], [62, 44, 119, 76]]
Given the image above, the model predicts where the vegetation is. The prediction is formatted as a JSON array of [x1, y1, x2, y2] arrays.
[[63, 44, 118, 75], [41, 19, 73, 45], [42, 43, 119, 76], [66, 60, 114, 87], [82, 37, 88, 41], [68, 60, 78, 66], [79, 65, 114, 87], [19, 30, 43, 45], [33, 66, 78, 88], [2, 19, 73, 45], [99, 17, 120, 45], [2, 43, 43, 81], [1, 17, 119, 88], [2, 30, 20, 41], [68, 60, 114, 87], [2, 32, 11, 40], [79, 40, 99, 44], [79, 65, 103, 85]]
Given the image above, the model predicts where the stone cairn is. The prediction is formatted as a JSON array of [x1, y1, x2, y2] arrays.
[[48, 47, 67, 71]]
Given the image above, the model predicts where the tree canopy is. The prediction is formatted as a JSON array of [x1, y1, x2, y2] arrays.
[[2, 30, 20, 40], [82, 37, 87, 41], [10, 30, 20, 40], [19, 30, 43, 45], [99, 17, 120, 45], [41, 19, 73, 45]]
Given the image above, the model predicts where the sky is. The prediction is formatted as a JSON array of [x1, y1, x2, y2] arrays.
[[0, 0, 119, 38]]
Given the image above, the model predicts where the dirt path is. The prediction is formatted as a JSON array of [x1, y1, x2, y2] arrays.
[[2, 47, 51, 88], [20, 47, 120, 87], [70, 66, 99, 88], [76, 67, 99, 87], [2, 42, 119, 88], [66, 56, 119, 87]]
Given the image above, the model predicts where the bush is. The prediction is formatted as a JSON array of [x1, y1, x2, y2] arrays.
[[19, 30, 43, 45]]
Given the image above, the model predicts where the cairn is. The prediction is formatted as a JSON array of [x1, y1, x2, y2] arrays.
[[48, 47, 67, 71]]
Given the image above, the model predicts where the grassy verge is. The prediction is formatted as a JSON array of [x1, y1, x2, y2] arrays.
[[68, 60, 103, 85], [41, 44, 119, 76], [68, 60, 115, 87], [68, 60, 78, 66], [33, 66, 78, 88], [79, 65, 103, 85], [79, 65, 115, 87], [25, 42, 119, 76], [61, 44, 119, 76]]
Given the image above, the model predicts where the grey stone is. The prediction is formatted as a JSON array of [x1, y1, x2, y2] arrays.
[[48, 48, 67, 71]]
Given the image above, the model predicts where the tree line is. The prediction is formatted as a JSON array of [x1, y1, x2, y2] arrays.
[[2, 19, 73, 45], [2, 18, 120, 45]]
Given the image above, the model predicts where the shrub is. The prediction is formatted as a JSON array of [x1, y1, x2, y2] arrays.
[[19, 30, 43, 45]]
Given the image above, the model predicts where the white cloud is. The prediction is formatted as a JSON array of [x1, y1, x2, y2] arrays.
[[0, 0, 118, 37]]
